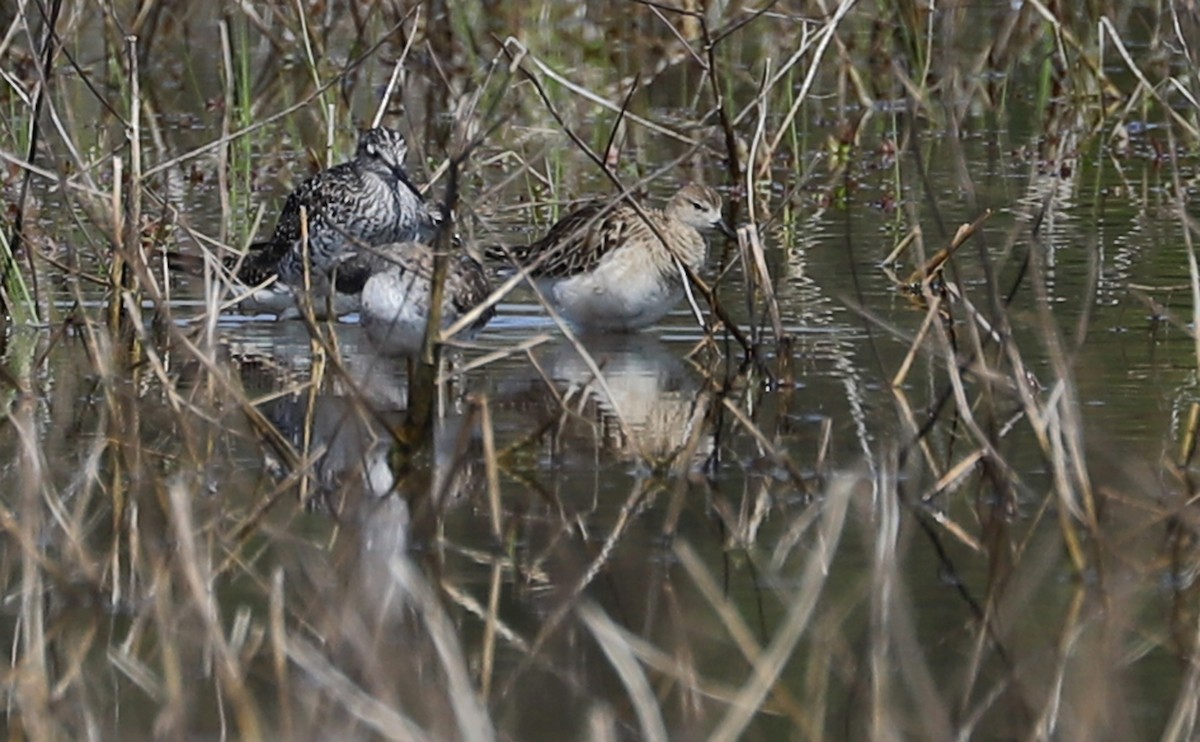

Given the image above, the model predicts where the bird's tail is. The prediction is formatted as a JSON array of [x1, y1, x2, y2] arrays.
[[161, 240, 280, 285]]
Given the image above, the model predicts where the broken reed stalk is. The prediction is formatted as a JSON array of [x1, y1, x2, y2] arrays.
[[106, 152, 133, 613], [107, 156, 126, 334], [882, 225, 921, 267], [904, 209, 992, 288], [105, 34, 154, 362], [325, 102, 335, 168], [891, 293, 941, 387], [1179, 402, 1200, 470], [400, 46, 515, 446], [479, 561, 504, 699]]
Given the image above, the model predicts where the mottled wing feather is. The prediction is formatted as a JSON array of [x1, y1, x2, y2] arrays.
[[270, 164, 367, 246], [224, 138, 438, 299], [502, 201, 632, 279], [230, 166, 360, 286], [234, 240, 289, 285]]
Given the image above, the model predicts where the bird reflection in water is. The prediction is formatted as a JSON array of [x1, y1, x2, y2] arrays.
[[529, 333, 715, 468], [253, 379, 488, 738]]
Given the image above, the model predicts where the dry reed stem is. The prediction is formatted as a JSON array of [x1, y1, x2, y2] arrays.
[[674, 541, 810, 726], [142, 17, 410, 179], [913, 283, 1037, 511], [882, 226, 921, 267], [503, 38, 696, 146], [761, 0, 857, 174], [287, 635, 432, 740], [440, 578, 531, 653], [738, 225, 785, 344], [578, 603, 670, 742], [479, 561, 504, 699], [126, 35, 143, 281], [372, 7, 420, 129], [437, 334, 552, 384], [709, 471, 852, 741], [166, 481, 263, 739], [477, 393, 503, 541], [891, 293, 940, 388], [388, 557, 495, 742], [1100, 15, 1199, 141]]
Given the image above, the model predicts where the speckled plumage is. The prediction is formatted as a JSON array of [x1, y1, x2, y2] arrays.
[[234, 127, 441, 314], [357, 242, 495, 357], [491, 183, 731, 331]]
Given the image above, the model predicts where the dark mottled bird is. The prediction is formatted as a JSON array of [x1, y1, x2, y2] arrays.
[[234, 127, 442, 317], [352, 241, 495, 357], [488, 183, 732, 332]]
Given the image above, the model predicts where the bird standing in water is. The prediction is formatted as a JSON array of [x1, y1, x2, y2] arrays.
[[350, 241, 495, 358], [234, 126, 442, 317], [490, 183, 733, 332]]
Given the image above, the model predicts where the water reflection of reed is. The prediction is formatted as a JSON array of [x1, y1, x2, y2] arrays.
[[252, 375, 492, 739]]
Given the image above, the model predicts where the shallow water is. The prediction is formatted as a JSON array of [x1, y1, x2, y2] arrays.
[[4, 1, 1200, 738]]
